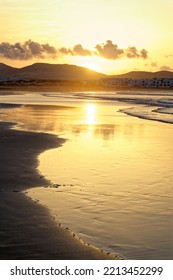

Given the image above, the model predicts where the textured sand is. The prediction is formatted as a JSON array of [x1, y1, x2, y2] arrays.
[[0, 122, 119, 259]]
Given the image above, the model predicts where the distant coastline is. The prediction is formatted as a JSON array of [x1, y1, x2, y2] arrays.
[[1, 80, 173, 93], [1, 62, 173, 92]]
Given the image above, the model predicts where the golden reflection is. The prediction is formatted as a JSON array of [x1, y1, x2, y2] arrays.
[[85, 104, 96, 125]]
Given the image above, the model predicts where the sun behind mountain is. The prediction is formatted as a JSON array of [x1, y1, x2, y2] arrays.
[[83, 62, 101, 73]]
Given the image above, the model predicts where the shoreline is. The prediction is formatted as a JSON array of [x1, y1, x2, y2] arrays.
[[24, 187, 122, 260], [0, 90, 173, 260], [1, 84, 173, 93], [0, 121, 121, 260]]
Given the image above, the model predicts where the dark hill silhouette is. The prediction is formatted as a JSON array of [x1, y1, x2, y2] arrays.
[[110, 70, 173, 79], [0, 63, 173, 80], [0, 63, 106, 80], [0, 63, 19, 76]]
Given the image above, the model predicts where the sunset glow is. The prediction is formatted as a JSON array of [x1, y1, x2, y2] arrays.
[[0, 0, 173, 74], [1, 0, 173, 264], [83, 62, 101, 73]]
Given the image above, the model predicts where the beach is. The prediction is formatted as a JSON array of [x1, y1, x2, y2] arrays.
[[0, 90, 173, 260], [1, 0, 173, 265], [0, 115, 118, 260]]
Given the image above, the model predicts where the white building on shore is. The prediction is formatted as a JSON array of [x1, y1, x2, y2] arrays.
[[101, 78, 173, 88]]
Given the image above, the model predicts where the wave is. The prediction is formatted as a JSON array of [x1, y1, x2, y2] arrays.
[[120, 106, 173, 124], [116, 93, 173, 124], [78, 91, 173, 124], [73, 91, 173, 124]]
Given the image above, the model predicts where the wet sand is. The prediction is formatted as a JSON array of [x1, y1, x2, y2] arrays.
[[0, 122, 119, 259]]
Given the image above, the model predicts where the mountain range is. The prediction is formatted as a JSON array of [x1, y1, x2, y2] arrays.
[[0, 63, 106, 80], [0, 62, 173, 80], [110, 71, 173, 79]]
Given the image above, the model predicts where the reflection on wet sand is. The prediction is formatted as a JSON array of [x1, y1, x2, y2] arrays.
[[1, 99, 173, 259], [85, 104, 96, 125], [0, 103, 147, 142], [0, 103, 118, 141]]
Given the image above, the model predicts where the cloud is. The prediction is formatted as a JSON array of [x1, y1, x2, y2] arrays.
[[160, 65, 173, 71], [73, 44, 92, 56], [0, 39, 149, 61], [59, 47, 73, 55], [0, 40, 57, 60], [95, 40, 124, 59], [93, 41, 148, 60], [59, 44, 92, 56], [126, 46, 139, 58], [151, 61, 158, 67], [140, 49, 148, 59], [126, 46, 148, 59], [41, 43, 57, 56]]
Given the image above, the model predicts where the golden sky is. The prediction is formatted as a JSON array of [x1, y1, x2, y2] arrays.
[[0, 0, 173, 74]]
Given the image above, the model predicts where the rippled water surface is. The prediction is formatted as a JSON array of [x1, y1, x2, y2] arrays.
[[0, 90, 173, 259]]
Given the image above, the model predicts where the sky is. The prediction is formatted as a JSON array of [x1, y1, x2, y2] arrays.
[[0, 0, 173, 74]]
